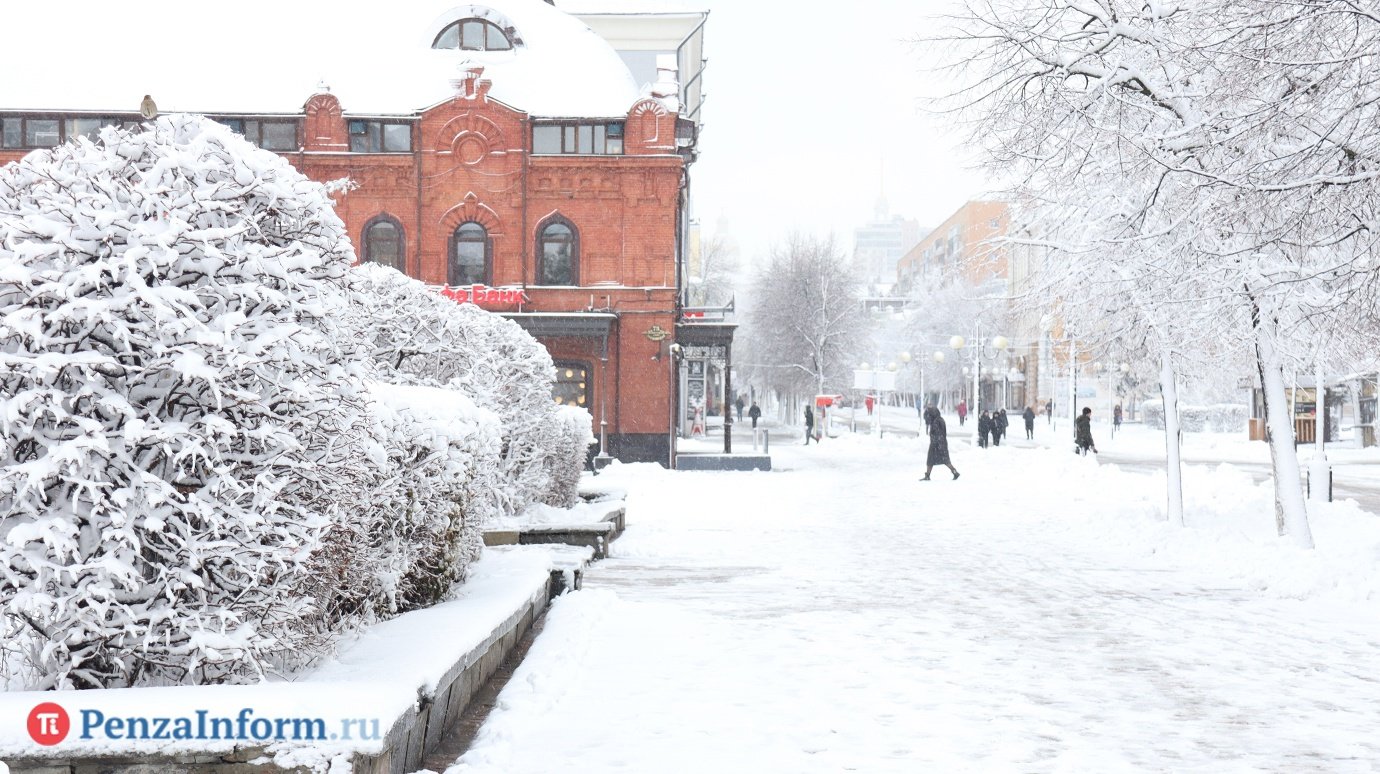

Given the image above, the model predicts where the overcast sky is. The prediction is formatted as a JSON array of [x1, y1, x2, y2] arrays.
[[689, 0, 990, 265]]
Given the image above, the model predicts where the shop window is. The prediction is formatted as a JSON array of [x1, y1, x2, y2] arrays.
[[363, 216, 405, 272], [537, 218, 578, 286], [451, 222, 491, 286], [433, 18, 514, 51], [553, 362, 590, 409]]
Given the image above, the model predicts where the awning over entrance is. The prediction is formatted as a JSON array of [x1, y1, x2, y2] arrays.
[[676, 321, 736, 347], [503, 312, 617, 338]]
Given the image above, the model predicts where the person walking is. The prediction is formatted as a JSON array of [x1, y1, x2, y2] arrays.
[[977, 410, 992, 448], [1075, 406, 1098, 455], [920, 413, 960, 481], [1045, 399, 1054, 425], [1022, 405, 1036, 439], [735, 395, 745, 423], [804, 404, 816, 445], [956, 399, 968, 427], [1113, 404, 1123, 434], [991, 408, 1008, 447], [748, 402, 762, 428]]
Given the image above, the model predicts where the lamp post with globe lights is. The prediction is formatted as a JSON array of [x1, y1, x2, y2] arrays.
[[951, 332, 1009, 445]]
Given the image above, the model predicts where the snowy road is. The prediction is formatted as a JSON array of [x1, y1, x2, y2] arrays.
[[446, 437, 1380, 773]]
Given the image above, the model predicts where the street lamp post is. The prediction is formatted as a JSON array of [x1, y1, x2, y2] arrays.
[[951, 331, 1008, 445]]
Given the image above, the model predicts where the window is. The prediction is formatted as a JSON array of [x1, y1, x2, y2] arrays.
[[531, 122, 623, 155], [552, 362, 590, 409], [433, 18, 513, 51], [363, 217, 405, 272], [537, 219, 578, 286], [450, 222, 491, 286], [214, 118, 299, 151], [1, 115, 145, 150], [349, 120, 413, 153]]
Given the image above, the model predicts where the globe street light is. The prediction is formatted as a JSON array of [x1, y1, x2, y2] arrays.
[[952, 332, 1008, 445]]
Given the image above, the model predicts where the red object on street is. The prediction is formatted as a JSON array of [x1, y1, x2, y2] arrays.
[[865, 395, 875, 415]]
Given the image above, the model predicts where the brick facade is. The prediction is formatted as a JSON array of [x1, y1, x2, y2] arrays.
[[0, 80, 689, 466]]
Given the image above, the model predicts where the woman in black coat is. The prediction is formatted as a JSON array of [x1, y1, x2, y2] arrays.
[[1022, 406, 1036, 439], [921, 414, 959, 480], [977, 410, 992, 448]]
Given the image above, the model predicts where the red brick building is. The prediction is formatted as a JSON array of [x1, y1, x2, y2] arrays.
[[1, 0, 705, 465]]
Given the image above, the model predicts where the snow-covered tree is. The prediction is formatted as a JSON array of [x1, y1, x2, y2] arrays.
[[0, 115, 374, 687], [935, 0, 1380, 547], [347, 263, 589, 513], [744, 233, 867, 399]]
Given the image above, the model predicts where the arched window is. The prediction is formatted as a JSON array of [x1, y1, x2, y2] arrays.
[[451, 222, 491, 286], [537, 218, 578, 286], [432, 19, 514, 51], [363, 216, 405, 272]]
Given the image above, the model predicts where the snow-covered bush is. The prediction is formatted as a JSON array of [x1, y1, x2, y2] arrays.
[[544, 406, 596, 507], [313, 383, 502, 620], [1143, 401, 1249, 433], [0, 115, 380, 688], [348, 264, 591, 513]]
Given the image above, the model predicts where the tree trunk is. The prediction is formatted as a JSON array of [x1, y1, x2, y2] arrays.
[[1253, 308, 1315, 548], [1159, 349, 1185, 527]]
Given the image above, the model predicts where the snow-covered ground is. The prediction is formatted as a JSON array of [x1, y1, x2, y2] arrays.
[[438, 432, 1380, 773]]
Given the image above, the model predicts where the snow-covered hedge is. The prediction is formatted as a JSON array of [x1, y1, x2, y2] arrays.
[[0, 116, 568, 690], [311, 383, 502, 622], [1142, 401, 1249, 433], [0, 116, 376, 687], [348, 264, 593, 514]]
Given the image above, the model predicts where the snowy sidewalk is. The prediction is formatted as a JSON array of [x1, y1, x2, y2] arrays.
[[442, 437, 1380, 773]]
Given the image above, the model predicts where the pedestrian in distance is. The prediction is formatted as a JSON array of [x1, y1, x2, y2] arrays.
[[957, 399, 968, 426], [991, 408, 1008, 447], [735, 395, 745, 422], [865, 394, 875, 416], [920, 413, 960, 481], [1113, 404, 1123, 434], [1075, 406, 1098, 455], [923, 403, 940, 436], [748, 402, 762, 428], [1022, 405, 1036, 439], [1045, 399, 1054, 425], [977, 410, 992, 448], [804, 404, 816, 445]]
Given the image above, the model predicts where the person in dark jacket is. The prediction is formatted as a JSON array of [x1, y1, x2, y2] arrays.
[[992, 408, 1008, 447], [804, 404, 816, 445], [1075, 406, 1098, 454], [921, 413, 960, 480], [1022, 405, 1036, 439], [735, 395, 745, 422], [977, 410, 992, 448], [748, 402, 762, 428]]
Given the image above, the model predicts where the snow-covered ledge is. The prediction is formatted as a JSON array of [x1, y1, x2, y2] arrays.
[[0, 546, 591, 774]]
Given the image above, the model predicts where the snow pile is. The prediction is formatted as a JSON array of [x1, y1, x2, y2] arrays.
[[348, 265, 594, 515], [1141, 400, 1249, 433], [0, 116, 583, 690]]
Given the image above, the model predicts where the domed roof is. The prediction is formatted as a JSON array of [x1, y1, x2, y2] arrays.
[[2, 0, 640, 118]]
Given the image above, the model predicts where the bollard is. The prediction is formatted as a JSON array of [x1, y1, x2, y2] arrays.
[[763, 429, 770, 454], [1307, 466, 1333, 502]]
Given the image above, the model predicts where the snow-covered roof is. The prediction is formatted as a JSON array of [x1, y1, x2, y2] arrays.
[[1, 0, 639, 118]]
